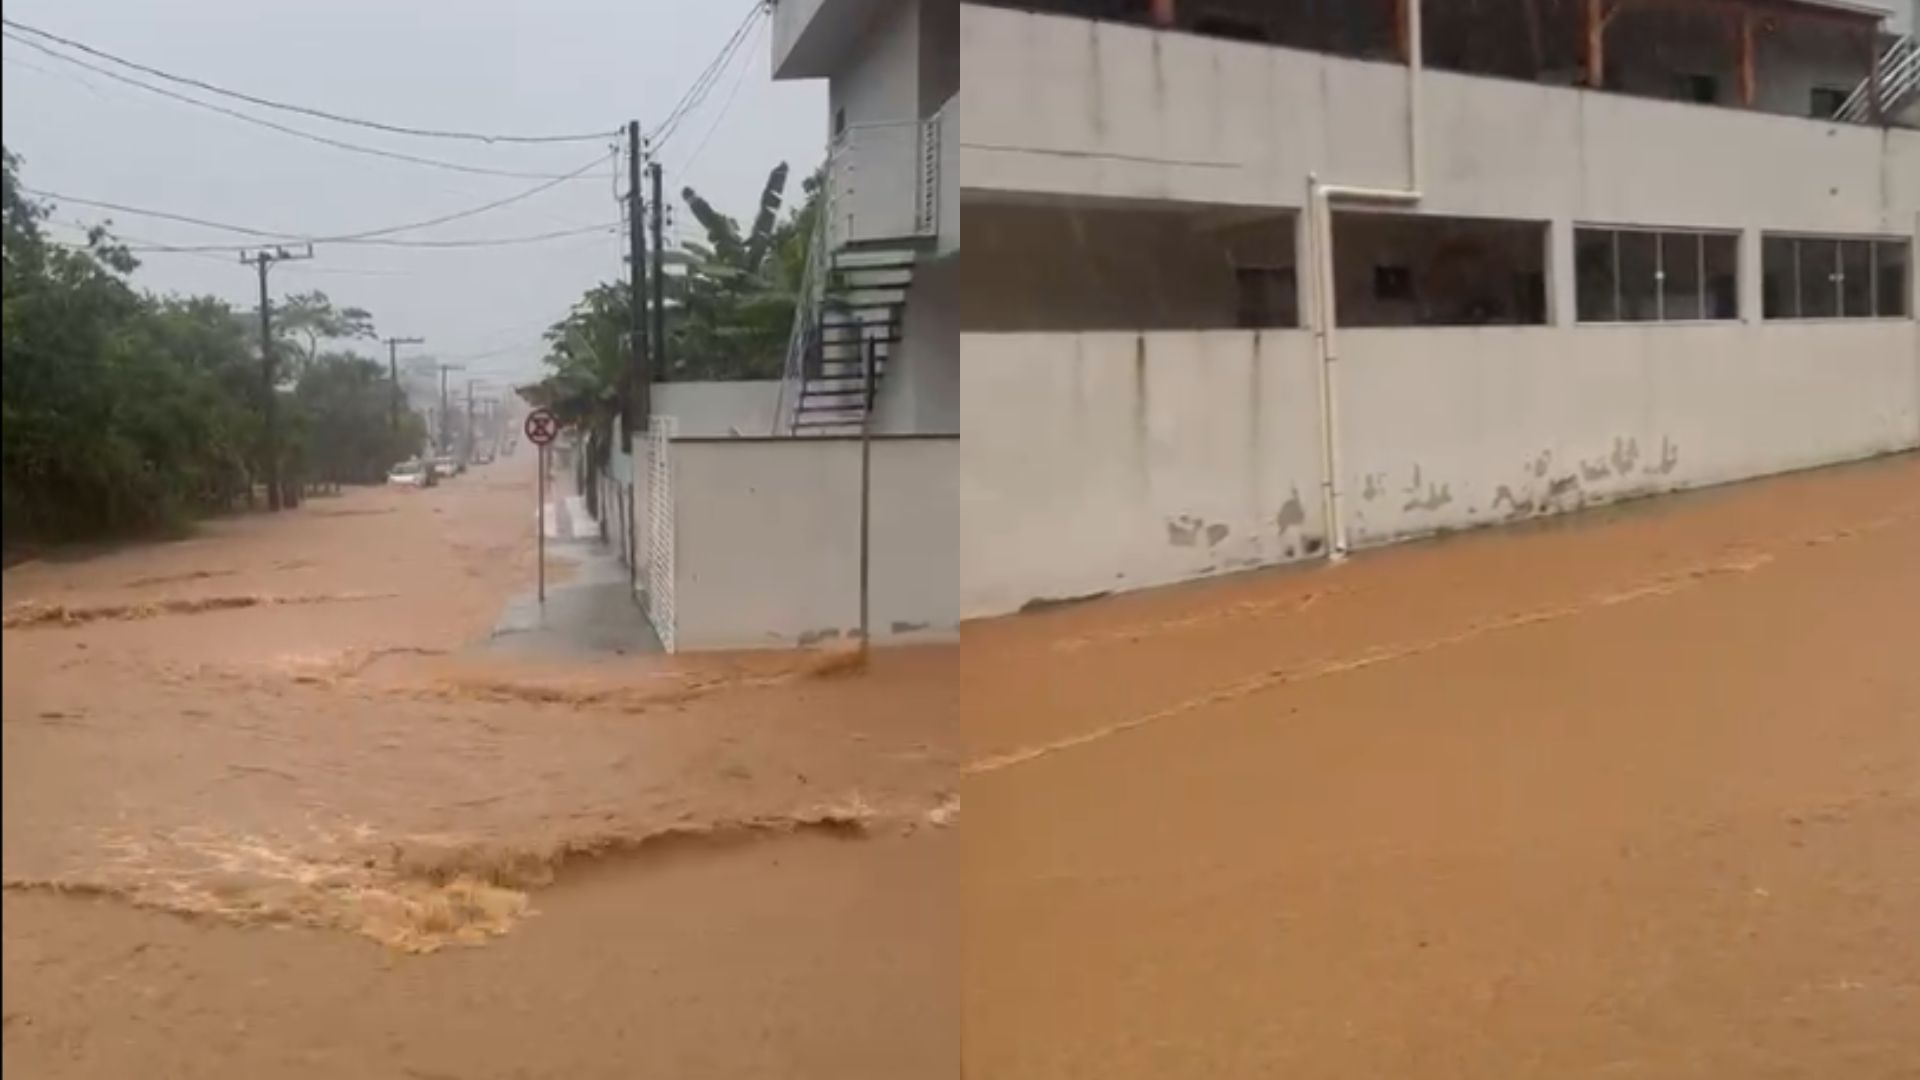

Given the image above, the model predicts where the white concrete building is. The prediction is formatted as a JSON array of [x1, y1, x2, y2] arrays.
[[607, 1, 963, 652], [772, 0, 961, 435], [959, 0, 1919, 617]]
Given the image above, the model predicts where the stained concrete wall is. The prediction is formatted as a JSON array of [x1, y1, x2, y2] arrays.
[[961, 331, 1325, 618], [961, 318, 1919, 616], [1338, 321, 1920, 547], [671, 436, 958, 650], [652, 381, 783, 437], [959, 4, 1920, 233]]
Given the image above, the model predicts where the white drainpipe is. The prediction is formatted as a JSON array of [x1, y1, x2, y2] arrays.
[[1307, 0, 1425, 561]]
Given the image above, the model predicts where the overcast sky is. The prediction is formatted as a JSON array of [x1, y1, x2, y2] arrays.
[[1, 0, 825, 389]]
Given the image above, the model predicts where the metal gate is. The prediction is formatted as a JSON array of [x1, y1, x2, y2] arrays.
[[642, 416, 676, 652]]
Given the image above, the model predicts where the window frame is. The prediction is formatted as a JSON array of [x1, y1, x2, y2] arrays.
[[1573, 224, 1741, 325], [1761, 233, 1913, 321]]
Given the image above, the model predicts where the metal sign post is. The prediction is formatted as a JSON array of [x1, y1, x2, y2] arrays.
[[525, 408, 560, 605], [859, 336, 875, 652]]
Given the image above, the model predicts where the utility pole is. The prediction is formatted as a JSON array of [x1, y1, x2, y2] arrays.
[[384, 336, 424, 436], [627, 120, 649, 445], [464, 379, 478, 464], [649, 159, 666, 380], [240, 244, 313, 512], [436, 363, 464, 456]]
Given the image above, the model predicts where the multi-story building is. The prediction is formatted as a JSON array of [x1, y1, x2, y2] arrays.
[[959, 0, 1919, 617], [772, 0, 961, 435], [611, 0, 963, 652]]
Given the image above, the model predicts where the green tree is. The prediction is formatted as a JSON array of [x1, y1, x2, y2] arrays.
[[271, 290, 376, 379], [2, 148, 409, 549]]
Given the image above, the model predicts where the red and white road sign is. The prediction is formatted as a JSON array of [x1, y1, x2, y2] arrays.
[[524, 408, 560, 447]]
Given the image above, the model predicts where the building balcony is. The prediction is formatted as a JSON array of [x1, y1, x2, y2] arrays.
[[827, 97, 956, 253], [772, 0, 889, 80], [960, 3, 1919, 237]]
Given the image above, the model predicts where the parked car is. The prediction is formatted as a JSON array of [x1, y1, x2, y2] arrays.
[[430, 456, 460, 479], [387, 459, 433, 488]]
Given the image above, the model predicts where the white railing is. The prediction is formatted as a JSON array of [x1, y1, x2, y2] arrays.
[[772, 169, 832, 434], [773, 111, 947, 434], [827, 116, 944, 248], [1836, 34, 1918, 123]]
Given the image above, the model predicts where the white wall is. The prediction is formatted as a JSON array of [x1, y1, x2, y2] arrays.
[[832, 0, 922, 129], [652, 381, 783, 437], [1338, 321, 1920, 547], [959, 4, 1920, 233], [877, 257, 961, 435], [671, 437, 958, 650], [960, 318, 1920, 617], [961, 331, 1325, 618]]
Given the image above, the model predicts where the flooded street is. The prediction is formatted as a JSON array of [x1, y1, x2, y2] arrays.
[[963, 455, 1920, 1079], [2, 456, 958, 1079]]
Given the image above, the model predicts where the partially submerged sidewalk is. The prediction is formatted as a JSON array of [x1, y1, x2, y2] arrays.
[[488, 489, 662, 656]]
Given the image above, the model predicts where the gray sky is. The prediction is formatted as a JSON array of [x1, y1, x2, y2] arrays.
[[0, 0, 825, 389]]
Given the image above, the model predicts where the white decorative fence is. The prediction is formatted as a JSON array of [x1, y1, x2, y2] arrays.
[[643, 416, 677, 652]]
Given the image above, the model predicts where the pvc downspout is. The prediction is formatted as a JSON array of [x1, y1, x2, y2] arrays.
[[1308, 0, 1424, 561]]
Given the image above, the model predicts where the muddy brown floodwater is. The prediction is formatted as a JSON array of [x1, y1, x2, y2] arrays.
[[964, 453, 1920, 1079], [2, 455, 957, 1079]]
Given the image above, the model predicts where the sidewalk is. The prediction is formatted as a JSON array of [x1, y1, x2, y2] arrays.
[[487, 489, 662, 655]]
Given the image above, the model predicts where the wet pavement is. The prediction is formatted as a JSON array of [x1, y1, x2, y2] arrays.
[[963, 453, 1920, 1079], [489, 493, 663, 656], [2, 456, 958, 1079]]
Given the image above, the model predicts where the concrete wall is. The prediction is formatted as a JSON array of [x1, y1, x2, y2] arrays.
[[671, 436, 958, 650], [652, 380, 783, 437], [961, 331, 1326, 618], [960, 320, 1919, 617], [832, 0, 921, 130], [877, 257, 962, 435], [1337, 321, 1920, 547], [959, 4, 1920, 233]]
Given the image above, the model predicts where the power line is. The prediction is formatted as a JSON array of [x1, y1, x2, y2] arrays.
[[21, 156, 610, 248], [647, 2, 766, 150], [1, 17, 615, 144], [677, 14, 764, 177], [125, 223, 619, 253], [3, 31, 603, 181]]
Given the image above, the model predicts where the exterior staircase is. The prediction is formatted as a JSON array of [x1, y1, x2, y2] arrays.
[[791, 246, 918, 434], [1835, 33, 1918, 125]]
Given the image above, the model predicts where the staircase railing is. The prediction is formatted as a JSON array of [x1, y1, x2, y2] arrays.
[[773, 158, 834, 434], [1836, 34, 1918, 124]]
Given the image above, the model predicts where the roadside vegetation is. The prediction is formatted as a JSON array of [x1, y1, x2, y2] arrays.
[[527, 162, 817, 514], [2, 148, 425, 551]]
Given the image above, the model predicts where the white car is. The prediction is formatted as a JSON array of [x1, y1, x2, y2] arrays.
[[430, 456, 460, 479], [387, 460, 432, 487]]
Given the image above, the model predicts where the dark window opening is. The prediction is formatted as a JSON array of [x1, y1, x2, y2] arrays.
[[1808, 86, 1849, 119], [833, 108, 847, 138], [1332, 212, 1548, 328], [1373, 266, 1414, 302], [962, 198, 1299, 332], [1679, 73, 1718, 104]]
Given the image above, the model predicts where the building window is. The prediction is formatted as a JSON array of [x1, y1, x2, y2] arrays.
[[1332, 212, 1548, 327], [1763, 235, 1912, 319], [962, 199, 1299, 332], [1808, 86, 1849, 119], [1678, 74, 1718, 104], [1575, 227, 1739, 323]]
